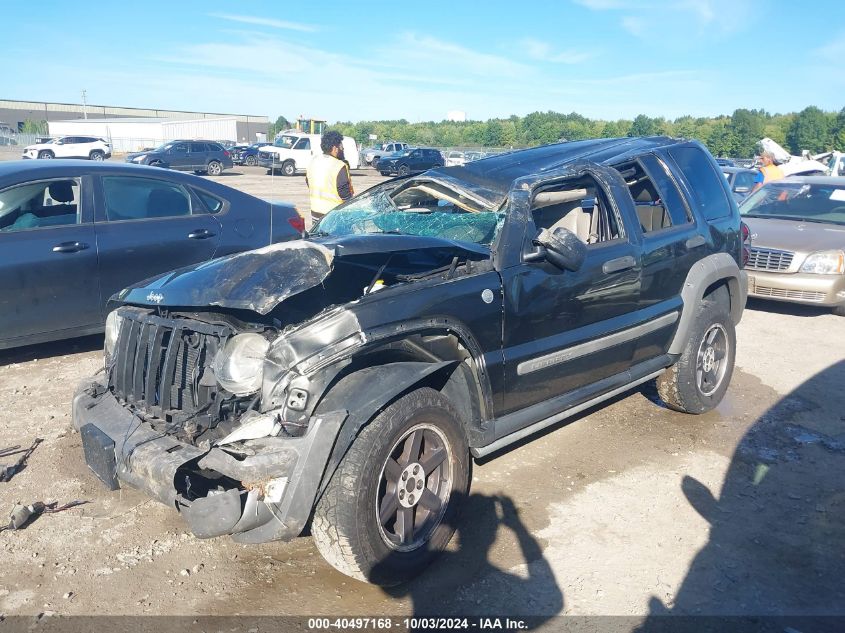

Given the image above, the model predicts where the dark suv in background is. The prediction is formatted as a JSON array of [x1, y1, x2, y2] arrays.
[[126, 140, 234, 175], [378, 147, 444, 176]]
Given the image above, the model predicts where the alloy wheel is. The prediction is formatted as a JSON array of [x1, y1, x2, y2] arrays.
[[376, 424, 452, 552], [696, 323, 728, 396]]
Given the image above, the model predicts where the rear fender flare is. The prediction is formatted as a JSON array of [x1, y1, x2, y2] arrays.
[[669, 252, 746, 355]]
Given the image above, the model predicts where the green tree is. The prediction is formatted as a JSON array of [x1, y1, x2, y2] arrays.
[[728, 109, 766, 157], [787, 106, 832, 154], [629, 114, 659, 137], [832, 107, 845, 148], [21, 119, 47, 135]]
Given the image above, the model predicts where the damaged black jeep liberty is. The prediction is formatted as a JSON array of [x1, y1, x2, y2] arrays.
[[73, 137, 748, 584]]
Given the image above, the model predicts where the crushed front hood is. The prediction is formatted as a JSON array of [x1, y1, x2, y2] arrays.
[[119, 234, 489, 315], [120, 241, 335, 315]]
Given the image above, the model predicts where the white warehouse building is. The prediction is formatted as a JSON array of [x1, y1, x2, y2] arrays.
[[47, 117, 265, 153]]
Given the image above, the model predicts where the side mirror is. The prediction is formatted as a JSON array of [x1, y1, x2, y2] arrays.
[[532, 227, 587, 271]]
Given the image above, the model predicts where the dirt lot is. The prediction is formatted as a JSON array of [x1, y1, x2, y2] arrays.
[[0, 156, 843, 621]]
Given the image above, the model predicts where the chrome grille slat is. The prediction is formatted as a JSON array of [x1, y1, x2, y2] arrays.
[[752, 285, 826, 302], [746, 247, 795, 272]]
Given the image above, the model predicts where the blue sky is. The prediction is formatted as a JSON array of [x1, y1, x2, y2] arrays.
[[5, 1, 845, 122]]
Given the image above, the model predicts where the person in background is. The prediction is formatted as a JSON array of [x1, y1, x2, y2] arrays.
[[305, 130, 353, 230], [750, 150, 784, 193]]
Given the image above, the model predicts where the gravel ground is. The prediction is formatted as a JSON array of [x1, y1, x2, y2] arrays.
[[0, 153, 843, 621]]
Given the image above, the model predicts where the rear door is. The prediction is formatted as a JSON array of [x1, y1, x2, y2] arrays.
[[0, 175, 101, 344], [93, 174, 221, 307], [188, 142, 208, 171], [617, 153, 699, 364]]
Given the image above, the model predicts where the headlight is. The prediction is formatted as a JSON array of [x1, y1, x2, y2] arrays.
[[133, 154, 147, 162], [213, 333, 271, 396], [799, 250, 845, 274], [104, 310, 123, 359]]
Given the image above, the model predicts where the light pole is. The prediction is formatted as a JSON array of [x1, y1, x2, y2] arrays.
[[81, 90, 88, 120]]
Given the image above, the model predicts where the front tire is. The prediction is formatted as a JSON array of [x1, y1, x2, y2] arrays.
[[312, 387, 470, 585], [38, 150, 54, 159], [656, 291, 736, 414], [282, 161, 296, 177], [245, 155, 256, 166]]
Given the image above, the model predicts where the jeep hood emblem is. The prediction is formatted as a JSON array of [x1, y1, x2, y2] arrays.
[[146, 292, 164, 304]]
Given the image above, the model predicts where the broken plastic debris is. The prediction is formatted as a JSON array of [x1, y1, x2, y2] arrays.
[[216, 414, 282, 446]]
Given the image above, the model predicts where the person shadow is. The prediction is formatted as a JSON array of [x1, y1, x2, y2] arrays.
[[638, 360, 845, 630], [374, 493, 564, 626]]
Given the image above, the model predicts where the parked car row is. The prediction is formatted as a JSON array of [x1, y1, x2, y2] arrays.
[[0, 160, 303, 350]]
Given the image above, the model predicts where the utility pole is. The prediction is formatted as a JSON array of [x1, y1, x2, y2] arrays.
[[81, 90, 88, 120]]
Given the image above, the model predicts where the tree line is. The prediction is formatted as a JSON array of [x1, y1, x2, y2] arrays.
[[305, 106, 845, 158]]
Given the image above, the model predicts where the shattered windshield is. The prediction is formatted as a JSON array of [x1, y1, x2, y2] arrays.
[[315, 180, 505, 246], [740, 182, 845, 225]]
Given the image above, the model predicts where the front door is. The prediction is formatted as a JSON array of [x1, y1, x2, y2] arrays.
[[93, 174, 221, 311], [166, 142, 191, 170], [499, 166, 642, 416], [0, 175, 101, 345]]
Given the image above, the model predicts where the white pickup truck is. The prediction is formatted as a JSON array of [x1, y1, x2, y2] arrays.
[[257, 132, 359, 176]]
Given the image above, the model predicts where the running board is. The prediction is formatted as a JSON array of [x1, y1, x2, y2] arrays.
[[471, 368, 665, 459]]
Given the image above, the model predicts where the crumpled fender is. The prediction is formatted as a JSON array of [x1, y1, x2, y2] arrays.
[[312, 360, 459, 497]]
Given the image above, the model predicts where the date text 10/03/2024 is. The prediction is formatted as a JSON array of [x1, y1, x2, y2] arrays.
[[307, 618, 529, 630]]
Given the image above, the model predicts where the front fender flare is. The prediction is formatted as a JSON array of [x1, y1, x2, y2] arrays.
[[313, 360, 459, 497]]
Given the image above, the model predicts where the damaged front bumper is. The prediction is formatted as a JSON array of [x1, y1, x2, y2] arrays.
[[72, 379, 345, 543]]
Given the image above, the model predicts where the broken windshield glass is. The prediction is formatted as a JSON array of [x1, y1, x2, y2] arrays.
[[316, 180, 505, 246]]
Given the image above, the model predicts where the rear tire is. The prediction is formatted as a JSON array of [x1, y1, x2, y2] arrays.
[[89, 150, 104, 161], [312, 387, 470, 585], [398, 165, 410, 176], [282, 161, 296, 177], [207, 160, 222, 176], [656, 289, 735, 414], [832, 304, 845, 317], [38, 150, 54, 159]]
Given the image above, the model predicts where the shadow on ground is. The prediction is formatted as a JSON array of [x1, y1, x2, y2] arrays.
[[378, 493, 563, 623], [641, 360, 845, 624]]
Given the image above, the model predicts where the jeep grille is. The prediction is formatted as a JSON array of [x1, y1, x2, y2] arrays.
[[109, 310, 230, 417]]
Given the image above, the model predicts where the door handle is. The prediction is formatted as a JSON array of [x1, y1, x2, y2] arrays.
[[188, 229, 216, 239], [602, 255, 636, 274], [685, 235, 706, 249], [52, 241, 89, 253]]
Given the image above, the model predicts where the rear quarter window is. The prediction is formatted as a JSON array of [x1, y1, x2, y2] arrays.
[[668, 147, 732, 221]]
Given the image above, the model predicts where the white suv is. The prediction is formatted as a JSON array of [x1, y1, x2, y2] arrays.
[[22, 136, 112, 161]]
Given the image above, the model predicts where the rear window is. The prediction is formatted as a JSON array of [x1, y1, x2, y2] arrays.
[[193, 188, 225, 214], [668, 147, 731, 221]]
